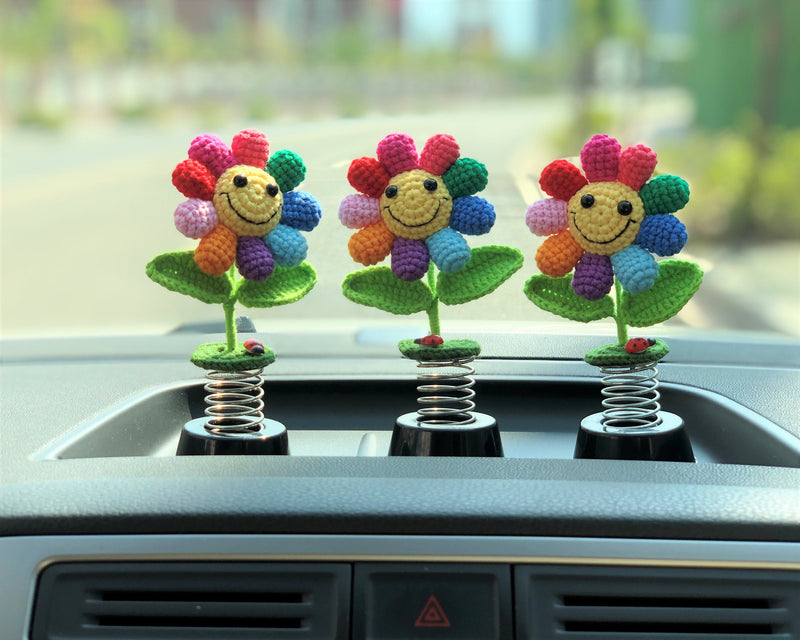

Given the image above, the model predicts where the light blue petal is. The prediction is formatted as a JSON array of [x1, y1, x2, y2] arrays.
[[448, 196, 496, 235], [280, 190, 322, 231], [611, 244, 658, 294], [263, 224, 307, 267], [426, 227, 471, 273]]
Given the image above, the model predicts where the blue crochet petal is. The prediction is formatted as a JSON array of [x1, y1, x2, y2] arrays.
[[448, 196, 496, 235], [263, 224, 307, 267], [426, 227, 471, 274], [611, 244, 658, 294], [636, 214, 687, 257], [280, 190, 322, 231]]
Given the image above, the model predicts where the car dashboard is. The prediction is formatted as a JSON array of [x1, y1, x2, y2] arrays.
[[1, 327, 799, 639]]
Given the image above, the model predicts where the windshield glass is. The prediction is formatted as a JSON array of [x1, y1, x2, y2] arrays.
[[2, 0, 798, 340]]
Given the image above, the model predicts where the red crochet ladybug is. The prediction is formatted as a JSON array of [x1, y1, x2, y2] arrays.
[[625, 337, 656, 353]]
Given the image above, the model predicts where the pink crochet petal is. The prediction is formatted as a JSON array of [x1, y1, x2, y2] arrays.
[[617, 143, 657, 191], [580, 134, 621, 183], [376, 133, 418, 176], [188, 134, 236, 179], [338, 194, 381, 229], [526, 199, 568, 236], [419, 134, 460, 175], [539, 159, 588, 201], [231, 129, 270, 168], [174, 199, 219, 239]]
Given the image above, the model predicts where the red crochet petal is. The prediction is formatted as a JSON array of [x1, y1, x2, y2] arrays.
[[232, 129, 270, 168], [347, 157, 390, 198], [188, 134, 235, 179], [376, 133, 418, 176], [419, 134, 460, 175], [539, 159, 587, 201], [617, 143, 657, 191], [580, 134, 621, 183], [172, 159, 215, 200]]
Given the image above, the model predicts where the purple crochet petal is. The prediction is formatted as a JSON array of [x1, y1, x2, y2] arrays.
[[572, 252, 613, 301], [391, 237, 430, 281], [236, 236, 274, 282]]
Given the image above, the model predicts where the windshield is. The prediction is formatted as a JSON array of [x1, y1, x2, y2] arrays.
[[2, 0, 798, 340]]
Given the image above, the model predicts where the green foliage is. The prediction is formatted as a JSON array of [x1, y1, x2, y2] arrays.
[[438, 246, 523, 305], [524, 274, 615, 322], [620, 260, 703, 327], [237, 263, 317, 308], [342, 268, 434, 315], [146, 251, 233, 305]]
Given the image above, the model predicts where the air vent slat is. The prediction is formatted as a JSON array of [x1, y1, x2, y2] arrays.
[[31, 562, 350, 640], [516, 565, 799, 640]]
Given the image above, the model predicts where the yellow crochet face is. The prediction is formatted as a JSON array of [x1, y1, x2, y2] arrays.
[[213, 165, 283, 237], [567, 182, 644, 255], [380, 169, 453, 240]]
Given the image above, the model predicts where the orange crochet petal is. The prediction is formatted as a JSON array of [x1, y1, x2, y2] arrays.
[[535, 229, 584, 277], [348, 222, 394, 266], [195, 225, 237, 276]]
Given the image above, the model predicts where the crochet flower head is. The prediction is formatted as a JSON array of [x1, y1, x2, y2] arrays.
[[172, 129, 321, 282], [339, 133, 496, 281], [526, 134, 689, 300]]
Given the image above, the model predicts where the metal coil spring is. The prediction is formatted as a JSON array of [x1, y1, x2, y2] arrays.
[[599, 361, 662, 430], [416, 357, 476, 426], [203, 368, 265, 435]]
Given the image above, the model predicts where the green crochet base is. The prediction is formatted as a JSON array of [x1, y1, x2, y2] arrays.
[[191, 342, 276, 371], [584, 339, 669, 368], [398, 338, 481, 362]]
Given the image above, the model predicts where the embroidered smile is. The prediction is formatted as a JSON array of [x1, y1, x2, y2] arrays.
[[571, 211, 633, 244], [384, 198, 447, 228], [223, 193, 280, 225]]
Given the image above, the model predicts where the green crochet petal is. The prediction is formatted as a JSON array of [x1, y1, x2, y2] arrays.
[[267, 149, 306, 192], [237, 262, 317, 308], [398, 338, 481, 362], [524, 274, 614, 322], [342, 267, 433, 315], [191, 342, 276, 371], [620, 260, 702, 327], [442, 158, 488, 198], [438, 245, 523, 305], [584, 339, 669, 367], [146, 251, 232, 304], [640, 175, 690, 215]]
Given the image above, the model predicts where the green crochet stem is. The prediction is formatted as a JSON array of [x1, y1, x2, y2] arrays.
[[613, 278, 628, 345], [222, 268, 238, 352], [426, 265, 441, 336]]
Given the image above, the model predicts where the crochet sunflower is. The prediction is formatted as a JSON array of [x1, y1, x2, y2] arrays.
[[340, 133, 496, 281], [524, 134, 702, 351]]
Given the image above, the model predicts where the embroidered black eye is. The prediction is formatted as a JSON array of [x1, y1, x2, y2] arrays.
[[266, 183, 279, 197], [580, 194, 594, 208], [385, 185, 398, 198], [617, 201, 633, 215], [424, 178, 438, 192], [233, 174, 248, 188]]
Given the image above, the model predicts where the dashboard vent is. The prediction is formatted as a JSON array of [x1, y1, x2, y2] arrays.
[[516, 565, 799, 640], [30, 562, 350, 640]]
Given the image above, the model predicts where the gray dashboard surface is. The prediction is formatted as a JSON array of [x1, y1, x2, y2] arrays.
[[1, 330, 798, 540]]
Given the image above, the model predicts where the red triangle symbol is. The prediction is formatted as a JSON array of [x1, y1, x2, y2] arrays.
[[414, 594, 451, 628]]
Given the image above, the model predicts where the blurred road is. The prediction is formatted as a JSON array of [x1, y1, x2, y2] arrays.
[[2, 94, 798, 339]]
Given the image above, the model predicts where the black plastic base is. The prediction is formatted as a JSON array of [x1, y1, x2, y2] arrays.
[[574, 411, 695, 462], [176, 417, 289, 456], [389, 412, 503, 457]]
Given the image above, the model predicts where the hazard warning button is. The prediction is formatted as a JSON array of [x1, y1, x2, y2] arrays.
[[353, 563, 512, 639]]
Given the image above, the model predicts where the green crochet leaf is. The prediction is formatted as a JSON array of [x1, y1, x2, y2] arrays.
[[620, 260, 703, 327], [342, 267, 433, 315], [237, 262, 317, 308], [146, 251, 232, 304], [267, 149, 306, 192], [191, 342, 276, 371], [438, 245, 523, 305], [442, 158, 488, 198], [523, 274, 614, 322]]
